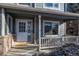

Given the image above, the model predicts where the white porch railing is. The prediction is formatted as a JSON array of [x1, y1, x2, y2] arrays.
[[40, 36, 79, 49], [62, 36, 79, 45]]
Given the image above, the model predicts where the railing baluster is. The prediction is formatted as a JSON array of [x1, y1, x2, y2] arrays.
[[45, 39, 46, 47]]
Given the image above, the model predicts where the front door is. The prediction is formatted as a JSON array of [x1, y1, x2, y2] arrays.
[[16, 19, 32, 42]]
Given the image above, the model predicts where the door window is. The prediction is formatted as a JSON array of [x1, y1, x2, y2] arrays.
[[19, 22, 26, 32]]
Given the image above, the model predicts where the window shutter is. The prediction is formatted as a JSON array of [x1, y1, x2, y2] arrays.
[[59, 22, 66, 36]]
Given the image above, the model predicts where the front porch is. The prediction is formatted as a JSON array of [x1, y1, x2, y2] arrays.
[[0, 4, 79, 55], [4, 13, 79, 54], [7, 13, 79, 49]]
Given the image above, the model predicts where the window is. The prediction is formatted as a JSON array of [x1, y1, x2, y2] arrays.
[[44, 21, 59, 35], [44, 3, 59, 9], [44, 22, 52, 35], [54, 3, 59, 8], [45, 3, 53, 7]]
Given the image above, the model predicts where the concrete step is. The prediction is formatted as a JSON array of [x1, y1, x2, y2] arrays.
[[14, 42, 30, 46], [6, 44, 38, 56], [6, 49, 37, 56]]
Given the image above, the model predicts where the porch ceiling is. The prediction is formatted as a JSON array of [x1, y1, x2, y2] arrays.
[[0, 3, 79, 20], [8, 10, 34, 19]]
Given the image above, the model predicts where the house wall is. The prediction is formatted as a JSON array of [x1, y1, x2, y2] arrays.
[[66, 20, 78, 36], [0, 10, 1, 35]]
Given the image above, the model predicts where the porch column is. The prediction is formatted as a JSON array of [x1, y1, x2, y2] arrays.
[[1, 8, 6, 36], [38, 15, 41, 51]]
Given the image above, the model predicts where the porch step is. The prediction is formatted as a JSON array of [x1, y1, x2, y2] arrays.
[[14, 42, 30, 46], [6, 44, 38, 56]]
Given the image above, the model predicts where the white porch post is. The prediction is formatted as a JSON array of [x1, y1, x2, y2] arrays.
[[38, 15, 41, 51], [1, 8, 6, 36]]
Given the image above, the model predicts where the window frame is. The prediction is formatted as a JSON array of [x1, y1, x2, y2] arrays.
[[43, 20, 60, 37]]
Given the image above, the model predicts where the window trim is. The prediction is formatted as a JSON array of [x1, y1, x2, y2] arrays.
[[34, 3, 37, 8], [43, 3, 60, 10], [43, 20, 60, 37]]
